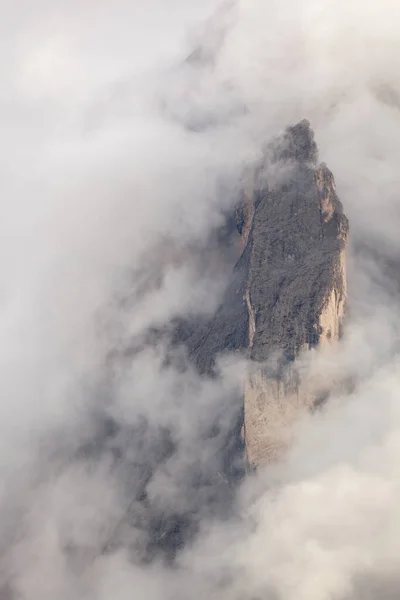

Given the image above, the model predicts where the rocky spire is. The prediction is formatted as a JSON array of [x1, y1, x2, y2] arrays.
[[239, 120, 348, 465], [183, 120, 349, 466]]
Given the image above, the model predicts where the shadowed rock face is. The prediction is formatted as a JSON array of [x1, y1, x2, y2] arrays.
[[242, 121, 348, 465], [183, 120, 348, 466], [244, 120, 348, 363]]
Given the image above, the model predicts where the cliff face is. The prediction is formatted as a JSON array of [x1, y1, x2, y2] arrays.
[[183, 120, 348, 467], [239, 120, 348, 465]]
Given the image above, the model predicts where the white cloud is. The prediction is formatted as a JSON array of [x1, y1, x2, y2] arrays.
[[1, 0, 400, 599]]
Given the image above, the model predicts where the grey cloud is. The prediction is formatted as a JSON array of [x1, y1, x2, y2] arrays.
[[1, 1, 400, 599]]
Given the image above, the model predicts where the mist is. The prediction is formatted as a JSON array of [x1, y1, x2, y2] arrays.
[[1, 0, 400, 599]]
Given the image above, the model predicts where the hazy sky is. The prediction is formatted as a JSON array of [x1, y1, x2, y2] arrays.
[[1, 1, 400, 599]]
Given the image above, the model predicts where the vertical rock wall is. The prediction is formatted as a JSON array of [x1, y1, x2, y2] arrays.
[[240, 121, 349, 466]]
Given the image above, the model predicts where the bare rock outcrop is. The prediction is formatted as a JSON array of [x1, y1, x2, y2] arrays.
[[182, 120, 348, 468], [240, 120, 348, 466]]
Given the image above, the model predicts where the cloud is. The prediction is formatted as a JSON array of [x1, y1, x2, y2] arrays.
[[1, 0, 400, 599]]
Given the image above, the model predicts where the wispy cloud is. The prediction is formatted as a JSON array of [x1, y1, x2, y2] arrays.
[[0, 1, 400, 599]]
